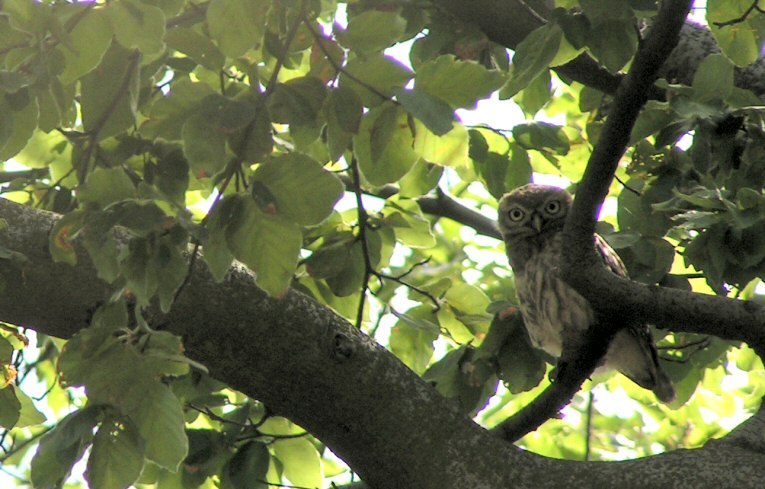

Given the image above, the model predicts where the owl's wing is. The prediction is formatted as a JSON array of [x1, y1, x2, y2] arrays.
[[594, 233, 676, 402], [594, 233, 628, 278]]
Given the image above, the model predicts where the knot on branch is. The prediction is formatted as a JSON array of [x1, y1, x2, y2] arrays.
[[330, 332, 355, 362]]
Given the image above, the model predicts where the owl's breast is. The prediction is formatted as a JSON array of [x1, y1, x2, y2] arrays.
[[514, 242, 595, 358]]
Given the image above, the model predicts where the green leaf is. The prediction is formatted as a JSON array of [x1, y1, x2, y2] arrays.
[[325, 241, 365, 297], [230, 101, 273, 162], [514, 69, 551, 115], [512, 122, 570, 155], [0, 91, 39, 161], [49, 210, 84, 267], [423, 347, 497, 415], [389, 306, 438, 373], [253, 153, 344, 226], [339, 53, 413, 107], [202, 197, 238, 281], [78, 167, 137, 207], [14, 387, 46, 427], [355, 103, 418, 185], [182, 113, 228, 178], [327, 85, 362, 134], [493, 313, 547, 393], [692, 53, 734, 102], [57, 8, 112, 84], [413, 120, 469, 168], [505, 143, 533, 191], [128, 382, 188, 470], [326, 85, 362, 160], [399, 159, 443, 197], [141, 330, 191, 378], [267, 76, 327, 126], [476, 151, 509, 199], [630, 101, 674, 144], [708, 1, 760, 67], [415, 55, 506, 109], [222, 441, 269, 489], [207, 0, 269, 58], [394, 87, 455, 136], [227, 197, 302, 297], [165, 27, 226, 71], [445, 283, 490, 315], [80, 44, 140, 141], [341, 10, 407, 53], [154, 237, 188, 313], [107, 0, 165, 54], [0, 385, 21, 429], [503, 23, 562, 98], [142, 79, 216, 140], [385, 199, 436, 248], [31, 407, 101, 489], [586, 19, 637, 72], [85, 416, 145, 489], [273, 438, 323, 488], [4, 0, 49, 34]]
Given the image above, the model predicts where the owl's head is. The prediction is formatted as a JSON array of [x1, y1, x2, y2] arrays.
[[497, 184, 572, 241]]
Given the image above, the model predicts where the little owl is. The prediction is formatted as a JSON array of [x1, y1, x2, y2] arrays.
[[497, 183, 675, 403]]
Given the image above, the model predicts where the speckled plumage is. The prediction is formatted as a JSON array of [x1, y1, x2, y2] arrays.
[[498, 184, 675, 403]]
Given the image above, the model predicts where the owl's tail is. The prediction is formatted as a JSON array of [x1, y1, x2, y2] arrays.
[[650, 368, 675, 404], [608, 328, 676, 404]]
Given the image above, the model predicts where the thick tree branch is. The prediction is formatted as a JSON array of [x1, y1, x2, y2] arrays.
[[1, 197, 764, 487]]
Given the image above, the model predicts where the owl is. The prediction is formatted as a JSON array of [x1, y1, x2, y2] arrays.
[[497, 183, 675, 403]]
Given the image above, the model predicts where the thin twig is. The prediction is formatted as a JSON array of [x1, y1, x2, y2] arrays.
[[301, 12, 395, 103], [350, 158, 372, 329], [584, 390, 594, 461], [265, 0, 307, 95], [712, 1, 765, 28]]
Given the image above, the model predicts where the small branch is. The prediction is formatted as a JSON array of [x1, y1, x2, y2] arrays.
[[492, 317, 614, 442], [712, 1, 765, 28], [165, 1, 209, 29], [513, 0, 548, 25], [350, 158, 372, 329], [0, 169, 50, 184], [420, 188, 501, 239], [584, 390, 594, 461], [302, 13, 396, 103], [338, 176, 500, 239], [265, 1, 307, 95], [373, 270, 441, 311]]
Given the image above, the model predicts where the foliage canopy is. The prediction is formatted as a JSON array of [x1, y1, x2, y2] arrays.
[[1, 0, 764, 488]]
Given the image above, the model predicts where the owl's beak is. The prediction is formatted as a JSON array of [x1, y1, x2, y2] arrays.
[[531, 213, 543, 233]]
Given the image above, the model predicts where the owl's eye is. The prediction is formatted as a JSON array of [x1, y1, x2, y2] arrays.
[[545, 200, 562, 214], [507, 208, 525, 222]]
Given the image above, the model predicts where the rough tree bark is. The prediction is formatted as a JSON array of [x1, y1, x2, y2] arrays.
[[1, 0, 765, 488], [2, 197, 765, 489]]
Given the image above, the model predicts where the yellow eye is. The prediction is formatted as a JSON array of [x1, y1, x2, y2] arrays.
[[508, 208, 525, 222], [545, 200, 561, 214]]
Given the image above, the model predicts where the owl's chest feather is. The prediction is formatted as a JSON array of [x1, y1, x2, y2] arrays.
[[514, 237, 594, 358]]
